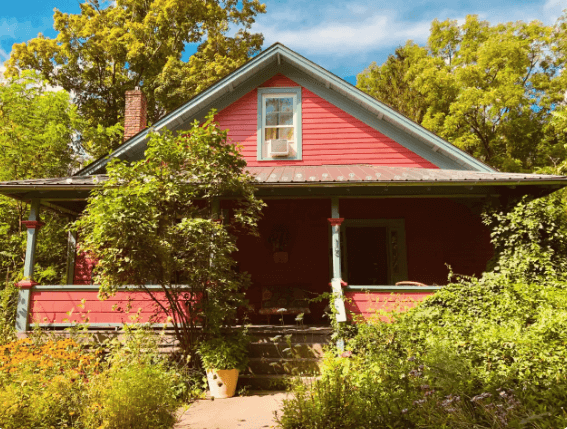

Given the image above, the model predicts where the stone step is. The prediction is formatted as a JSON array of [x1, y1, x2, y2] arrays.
[[244, 357, 321, 376], [238, 374, 319, 391], [248, 342, 326, 359]]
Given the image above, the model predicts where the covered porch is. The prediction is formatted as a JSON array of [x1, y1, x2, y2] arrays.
[[1, 164, 565, 332]]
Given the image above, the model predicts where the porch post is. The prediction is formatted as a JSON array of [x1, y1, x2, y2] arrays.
[[65, 226, 77, 285], [211, 197, 220, 221], [328, 197, 347, 328], [15, 199, 44, 332]]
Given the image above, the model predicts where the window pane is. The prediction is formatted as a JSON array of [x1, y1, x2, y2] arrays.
[[278, 113, 293, 126], [265, 127, 294, 141], [280, 98, 293, 112], [265, 128, 278, 140], [266, 113, 278, 126], [265, 98, 278, 114], [278, 127, 294, 140]]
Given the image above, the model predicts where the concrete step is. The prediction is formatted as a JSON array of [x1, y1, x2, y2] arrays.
[[244, 357, 321, 376], [238, 374, 319, 391], [248, 341, 326, 359]]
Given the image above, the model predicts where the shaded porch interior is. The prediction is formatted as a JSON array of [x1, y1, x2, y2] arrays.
[[230, 197, 492, 325]]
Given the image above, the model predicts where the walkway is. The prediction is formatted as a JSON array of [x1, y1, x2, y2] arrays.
[[175, 391, 288, 429]]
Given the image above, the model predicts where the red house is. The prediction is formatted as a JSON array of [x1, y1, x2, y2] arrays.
[[2, 43, 566, 332]]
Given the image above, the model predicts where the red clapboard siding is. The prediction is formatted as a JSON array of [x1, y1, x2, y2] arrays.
[[344, 291, 433, 321], [74, 250, 97, 285], [30, 290, 199, 324], [214, 73, 438, 168]]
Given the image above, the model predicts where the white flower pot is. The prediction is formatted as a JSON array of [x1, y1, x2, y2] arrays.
[[206, 368, 239, 399]]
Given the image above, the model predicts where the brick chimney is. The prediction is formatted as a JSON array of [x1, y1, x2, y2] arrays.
[[124, 88, 147, 141]]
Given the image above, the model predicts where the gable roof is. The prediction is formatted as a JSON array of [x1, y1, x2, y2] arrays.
[[77, 43, 495, 176]]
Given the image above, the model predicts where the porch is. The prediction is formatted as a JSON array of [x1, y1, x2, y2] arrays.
[[23, 195, 490, 330], [3, 164, 566, 332]]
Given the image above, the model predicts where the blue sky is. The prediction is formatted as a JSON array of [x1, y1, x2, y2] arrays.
[[1, 0, 566, 85]]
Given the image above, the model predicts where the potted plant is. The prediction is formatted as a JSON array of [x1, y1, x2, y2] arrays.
[[197, 332, 249, 398]]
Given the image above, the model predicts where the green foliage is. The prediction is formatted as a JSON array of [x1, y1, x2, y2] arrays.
[[0, 282, 18, 344], [197, 331, 249, 371], [483, 194, 567, 281], [0, 70, 80, 337], [357, 42, 430, 124], [6, 0, 266, 157], [357, 14, 567, 172], [81, 328, 182, 429], [77, 111, 264, 360], [0, 70, 78, 181], [0, 328, 188, 429], [280, 275, 567, 428]]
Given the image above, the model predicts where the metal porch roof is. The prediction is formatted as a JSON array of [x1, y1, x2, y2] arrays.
[[1, 165, 565, 215], [0, 165, 565, 189], [246, 165, 567, 185]]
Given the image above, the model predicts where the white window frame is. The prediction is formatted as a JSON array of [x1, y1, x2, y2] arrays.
[[257, 87, 302, 161]]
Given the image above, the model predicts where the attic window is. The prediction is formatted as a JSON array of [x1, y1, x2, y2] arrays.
[[257, 87, 302, 160]]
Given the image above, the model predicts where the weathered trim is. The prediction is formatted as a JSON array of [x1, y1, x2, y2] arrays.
[[345, 285, 443, 292], [329, 197, 347, 325]]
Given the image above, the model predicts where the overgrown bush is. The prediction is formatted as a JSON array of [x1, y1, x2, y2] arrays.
[[0, 328, 190, 429], [280, 276, 567, 428], [81, 328, 182, 429], [280, 194, 567, 428], [483, 193, 567, 282]]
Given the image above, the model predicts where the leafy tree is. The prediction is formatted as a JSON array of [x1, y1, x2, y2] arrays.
[[0, 71, 80, 338], [357, 15, 567, 172], [6, 0, 266, 158], [357, 42, 430, 124], [76, 111, 264, 359]]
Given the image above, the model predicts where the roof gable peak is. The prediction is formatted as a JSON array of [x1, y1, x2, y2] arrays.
[[77, 42, 495, 176]]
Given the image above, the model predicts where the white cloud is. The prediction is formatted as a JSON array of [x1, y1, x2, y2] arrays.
[[256, 12, 431, 57], [542, 0, 567, 22], [0, 47, 8, 82]]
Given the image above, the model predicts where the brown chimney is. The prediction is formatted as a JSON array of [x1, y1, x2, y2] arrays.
[[124, 88, 147, 141]]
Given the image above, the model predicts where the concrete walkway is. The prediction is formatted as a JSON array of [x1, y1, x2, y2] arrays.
[[175, 392, 288, 429]]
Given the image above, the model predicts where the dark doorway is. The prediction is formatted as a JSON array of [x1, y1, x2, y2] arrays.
[[345, 226, 389, 285]]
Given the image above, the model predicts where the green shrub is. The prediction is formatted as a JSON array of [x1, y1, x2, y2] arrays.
[[81, 327, 183, 429], [280, 275, 567, 428], [280, 195, 567, 428], [197, 331, 249, 371]]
